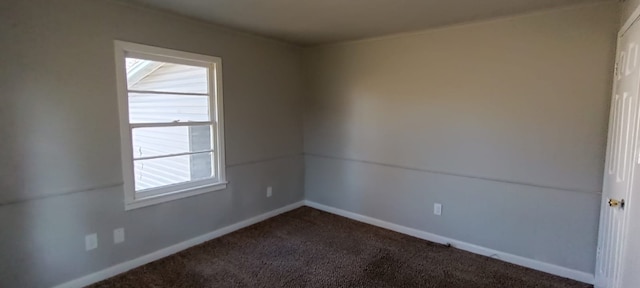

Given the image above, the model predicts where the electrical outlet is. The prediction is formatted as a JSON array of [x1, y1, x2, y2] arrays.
[[85, 233, 98, 251], [434, 203, 442, 216], [114, 228, 125, 244], [266, 186, 273, 198]]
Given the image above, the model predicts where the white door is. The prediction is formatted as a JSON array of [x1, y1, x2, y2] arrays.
[[595, 16, 640, 288]]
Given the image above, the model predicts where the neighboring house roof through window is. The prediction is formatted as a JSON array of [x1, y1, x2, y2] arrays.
[[126, 58, 164, 87]]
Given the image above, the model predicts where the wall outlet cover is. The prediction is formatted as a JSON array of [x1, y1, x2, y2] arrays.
[[434, 203, 442, 216], [267, 186, 273, 198], [114, 228, 125, 244], [85, 233, 98, 251]]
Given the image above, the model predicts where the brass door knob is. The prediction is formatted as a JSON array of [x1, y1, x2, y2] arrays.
[[609, 198, 625, 208]]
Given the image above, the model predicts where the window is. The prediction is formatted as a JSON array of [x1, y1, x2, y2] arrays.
[[114, 41, 226, 210]]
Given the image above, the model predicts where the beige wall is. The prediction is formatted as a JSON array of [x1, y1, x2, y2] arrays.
[[622, 0, 640, 25], [0, 0, 304, 286], [304, 2, 618, 274]]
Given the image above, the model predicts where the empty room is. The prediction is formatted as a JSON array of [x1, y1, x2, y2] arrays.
[[3, 0, 640, 287]]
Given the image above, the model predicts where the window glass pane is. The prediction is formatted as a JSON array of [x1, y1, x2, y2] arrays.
[[134, 152, 214, 192], [125, 58, 208, 94], [132, 125, 212, 159], [128, 93, 210, 123]]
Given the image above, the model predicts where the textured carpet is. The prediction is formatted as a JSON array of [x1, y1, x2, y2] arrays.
[[91, 207, 592, 288]]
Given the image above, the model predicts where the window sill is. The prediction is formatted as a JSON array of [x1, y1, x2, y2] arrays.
[[124, 181, 228, 210]]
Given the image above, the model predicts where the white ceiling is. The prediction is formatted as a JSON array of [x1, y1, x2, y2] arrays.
[[126, 0, 612, 45]]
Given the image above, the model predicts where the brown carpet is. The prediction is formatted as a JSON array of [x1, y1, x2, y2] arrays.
[[91, 207, 592, 288]]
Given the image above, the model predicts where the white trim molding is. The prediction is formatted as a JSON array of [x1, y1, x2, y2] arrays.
[[52, 201, 305, 288], [304, 200, 595, 285]]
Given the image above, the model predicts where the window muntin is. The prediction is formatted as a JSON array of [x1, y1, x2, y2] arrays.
[[115, 41, 226, 210]]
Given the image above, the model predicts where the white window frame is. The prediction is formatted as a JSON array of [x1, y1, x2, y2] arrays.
[[114, 41, 227, 210]]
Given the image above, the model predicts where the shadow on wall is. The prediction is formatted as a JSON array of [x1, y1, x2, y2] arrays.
[[0, 185, 125, 287]]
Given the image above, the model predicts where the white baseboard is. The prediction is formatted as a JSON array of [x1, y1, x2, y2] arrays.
[[52, 199, 594, 287], [304, 200, 595, 285], [53, 201, 305, 288]]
